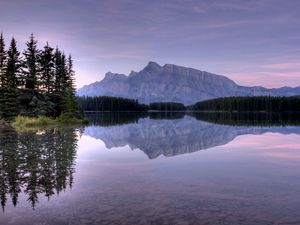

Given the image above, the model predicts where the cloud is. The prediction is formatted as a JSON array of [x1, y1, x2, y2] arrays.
[[228, 71, 300, 88], [1, 0, 300, 88], [262, 63, 300, 70]]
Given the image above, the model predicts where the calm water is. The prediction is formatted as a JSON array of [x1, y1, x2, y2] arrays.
[[1, 113, 300, 225]]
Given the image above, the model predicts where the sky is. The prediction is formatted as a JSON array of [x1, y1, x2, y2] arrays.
[[0, 0, 300, 88]]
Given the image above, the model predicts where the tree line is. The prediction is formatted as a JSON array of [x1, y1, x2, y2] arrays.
[[190, 96, 300, 112], [78, 95, 300, 114], [77, 96, 149, 111], [78, 96, 300, 112], [189, 112, 300, 126], [0, 33, 77, 120], [149, 102, 185, 111], [77, 96, 187, 112]]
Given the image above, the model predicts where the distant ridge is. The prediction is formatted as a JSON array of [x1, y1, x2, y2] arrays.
[[77, 62, 300, 105]]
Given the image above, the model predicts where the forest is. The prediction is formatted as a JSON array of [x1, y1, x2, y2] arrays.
[[190, 112, 300, 126], [0, 33, 77, 120], [78, 96, 300, 113], [190, 96, 300, 112], [77, 96, 188, 112], [149, 102, 186, 111], [77, 96, 149, 111]]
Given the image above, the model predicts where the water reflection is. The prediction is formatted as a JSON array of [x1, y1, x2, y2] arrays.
[[191, 112, 300, 126], [85, 113, 300, 159], [1, 112, 300, 214], [86, 111, 186, 126], [0, 125, 78, 210], [2, 113, 300, 225]]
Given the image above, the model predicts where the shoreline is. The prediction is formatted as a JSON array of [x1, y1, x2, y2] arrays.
[[9, 116, 89, 128]]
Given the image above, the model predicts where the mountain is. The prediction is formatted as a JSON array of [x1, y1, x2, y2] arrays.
[[77, 61, 300, 105]]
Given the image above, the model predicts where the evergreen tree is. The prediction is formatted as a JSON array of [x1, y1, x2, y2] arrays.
[[61, 55, 77, 116], [61, 88, 77, 116], [4, 38, 21, 89], [54, 48, 63, 95], [53, 48, 65, 116], [60, 53, 68, 89], [0, 33, 7, 119], [23, 33, 39, 91], [36, 42, 56, 116], [0, 38, 22, 119], [0, 33, 6, 87], [39, 42, 54, 94], [53, 50, 77, 117], [67, 54, 76, 90]]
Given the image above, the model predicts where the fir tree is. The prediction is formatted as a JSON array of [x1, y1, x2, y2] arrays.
[[53, 48, 64, 115], [0, 38, 22, 119], [54, 48, 63, 95], [38, 42, 56, 116], [67, 54, 76, 90], [0, 33, 6, 87], [61, 88, 77, 116], [4, 38, 22, 89], [53, 49, 78, 116], [61, 54, 77, 116], [39, 42, 54, 94], [23, 33, 39, 91]]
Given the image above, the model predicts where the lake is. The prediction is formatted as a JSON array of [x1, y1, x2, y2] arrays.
[[1, 112, 300, 225]]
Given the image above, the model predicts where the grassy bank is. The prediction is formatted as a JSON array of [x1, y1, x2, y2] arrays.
[[12, 115, 89, 128]]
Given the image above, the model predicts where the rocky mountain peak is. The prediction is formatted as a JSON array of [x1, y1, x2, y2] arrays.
[[142, 61, 162, 73], [77, 62, 300, 104], [104, 72, 127, 80], [162, 63, 191, 75], [129, 70, 138, 77]]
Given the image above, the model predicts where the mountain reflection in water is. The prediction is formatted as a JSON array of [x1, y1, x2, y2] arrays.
[[85, 112, 300, 159], [1, 112, 300, 212]]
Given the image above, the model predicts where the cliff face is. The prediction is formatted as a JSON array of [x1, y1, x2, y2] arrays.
[[77, 61, 300, 105]]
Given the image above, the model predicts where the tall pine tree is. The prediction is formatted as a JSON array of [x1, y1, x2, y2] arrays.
[[37, 42, 55, 116], [39, 42, 54, 94], [54, 48, 63, 95], [61, 54, 77, 116], [67, 54, 76, 90], [0, 33, 6, 87], [23, 34, 39, 91], [0, 38, 22, 119], [0, 33, 7, 119], [4, 38, 21, 89]]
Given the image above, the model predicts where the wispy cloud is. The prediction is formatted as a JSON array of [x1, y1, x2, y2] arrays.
[[1, 0, 300, 87], [262, 63, 300, 70], [229, 71, 300, 88]]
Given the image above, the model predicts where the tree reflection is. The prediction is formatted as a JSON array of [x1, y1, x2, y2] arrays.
[[0, 125, 78, 210], [189, 112, 300, 126]]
